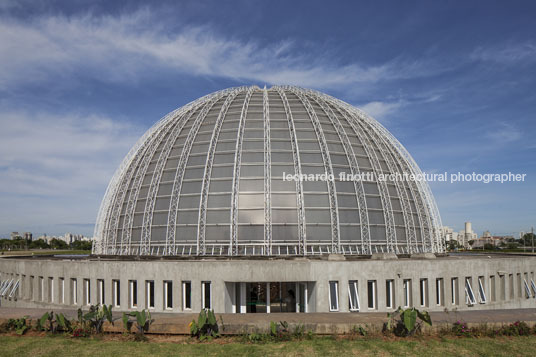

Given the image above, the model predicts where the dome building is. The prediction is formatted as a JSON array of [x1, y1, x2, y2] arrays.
[[93, 86, 443, 257], [1, 86, 535, 315]]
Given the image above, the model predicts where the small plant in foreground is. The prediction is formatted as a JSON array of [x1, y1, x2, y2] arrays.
[[501, 321, 531, 336], [122, 310, 154, 341], [189, 309, 219, 341], [270, 321, 292, 341], [384, 307, 432, 337], [83, 304, 114, 334], [350, 325, 367, 337], [451, 321, 471, 337], [6, 316, 30, 335]]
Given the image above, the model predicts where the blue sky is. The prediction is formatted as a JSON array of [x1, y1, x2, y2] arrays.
[[0, 0, 535, 238]]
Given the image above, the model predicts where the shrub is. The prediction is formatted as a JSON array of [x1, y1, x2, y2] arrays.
[[501, 321, 531, 336], [451, 321, 471, 337], [83, 304, 114, 334], [190, 309, 219, 341], [6, 316, 30, 335], [270, 321, 292, 341], [384, 307, 432, 337], [123, 310, 154, 340]]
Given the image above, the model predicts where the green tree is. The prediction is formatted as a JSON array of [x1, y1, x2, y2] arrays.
[[50, 238, 68, 249], [483, 243, 495, 250], [70, 240, 92, 250], [521, 233, 535, 247], [29, 239, 50, 249]]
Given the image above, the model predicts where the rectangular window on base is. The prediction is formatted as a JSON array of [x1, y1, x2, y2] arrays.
[[112, 280, 120, 307], [71, 278, 77, 305], [146, 280, 155, 309], [97, 279, 105, 305], [367, 280, 376, 309], [403, 279, 412, 307], [478, 276, 487, 303], [386, 280, 394, 309], [202, 281, 212, 310], [329, 281, 339, 312], [164, 281, 173, 310], [465, 277, 476, 305], [182, 281, 192, 310], [435, 278, 443, 306], [348, 280, 359, 311], [83, 279, 90, 306], [129, 280, 138, 308], [419, 278, 428, 307]]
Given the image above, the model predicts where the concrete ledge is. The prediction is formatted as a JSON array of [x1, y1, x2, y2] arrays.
[[410, 253, 437, 259], [370, 253, 398, 260]]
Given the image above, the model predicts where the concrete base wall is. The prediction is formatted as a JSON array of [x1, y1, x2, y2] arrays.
[[1, 255, 535, 313]]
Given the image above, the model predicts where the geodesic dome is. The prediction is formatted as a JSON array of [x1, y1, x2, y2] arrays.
[[92, 86, 444, 256]]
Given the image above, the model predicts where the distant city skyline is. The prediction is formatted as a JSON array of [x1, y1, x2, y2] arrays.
[[0, 1, 535, 236]]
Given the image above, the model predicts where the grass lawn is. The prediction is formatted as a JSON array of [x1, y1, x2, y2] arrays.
[[1, 334, 536, 356]]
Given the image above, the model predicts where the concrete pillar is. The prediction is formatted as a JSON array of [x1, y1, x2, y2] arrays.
[[105, 279, 113, 307], [339, 279, 349, 312], [376, 279, 385, 311], [209, 279, 222, 312], [174, 279, 182, 312], [155, 279, 164, 311], [316, 280, 328, 312], [192, 280, 201, 312]]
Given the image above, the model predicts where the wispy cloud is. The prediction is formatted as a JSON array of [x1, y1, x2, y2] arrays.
[[485, 122, 522, 143], [0, 111, 143, 197], [0, 10, 448, 91], [359, 100, 404, 121], [470, 42, 536, 65]]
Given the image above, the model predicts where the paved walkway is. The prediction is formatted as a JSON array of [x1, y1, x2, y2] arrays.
[[2, 307, 536, 334]]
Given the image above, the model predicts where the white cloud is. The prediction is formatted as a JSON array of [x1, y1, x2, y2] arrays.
[[0, 11, 445, 91], [359, 100, 404, 121], [0, 111, 143, 197], [485, 122, 522, 143], [471, 42, 536, 64]]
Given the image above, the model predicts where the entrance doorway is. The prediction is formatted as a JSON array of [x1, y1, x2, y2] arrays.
[[229, 281, 312, 313]]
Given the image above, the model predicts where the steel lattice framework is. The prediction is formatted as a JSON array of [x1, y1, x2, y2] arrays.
[[93, 86, 444, 256]]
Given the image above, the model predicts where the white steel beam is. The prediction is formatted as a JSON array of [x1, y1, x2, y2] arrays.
[[263, 86, 272, 255], [274, 86, 307, 255], [197, 89, 242, 255], [166, 89, 232, 255], [287, 86, 341, 253], [305, 91, 371, 254], [230, 88, 255, 255]]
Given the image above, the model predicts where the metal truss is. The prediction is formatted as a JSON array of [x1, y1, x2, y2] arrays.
[[106, 109, 179, 255], [354, 109, 441, 253], [94, 85, 444, 256], [262, 86, 273, 255], [320, 94, 398, 253], [320, 92, 443, 253], [197, 89, 242, 255], [305, 90, 372, 254], [121, 115, 181, 255], [286, 86, 341, 253], [230, 88, 255, 255], [93, 91, 216, 254], [141, 100, 208, 256], [275, 87, 307, 255], [339, 105, 416, 254], [165, 90, 231, 256]]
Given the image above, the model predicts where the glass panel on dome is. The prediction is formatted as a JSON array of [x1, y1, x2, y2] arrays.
[[238, 209, 263, 224]]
